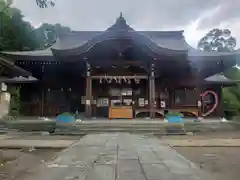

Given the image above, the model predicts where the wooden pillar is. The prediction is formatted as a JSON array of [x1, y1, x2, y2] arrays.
[[40, 65, 45, 117], [169, 90, 173, 108], [195, 69, 202, 117], [149, 63, 155, 119], [40, 89, 44, 117], [85, 63, 92, 118]]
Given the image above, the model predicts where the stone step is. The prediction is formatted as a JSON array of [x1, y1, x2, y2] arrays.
[[56, 125, 168, 129], [55, 128, 166, 131], [54, 127, 185, 135], [55, 122, 185, 134], [53, 131, 185, 135], [76, 125, 166, 128], [57, 124, 169, 129]]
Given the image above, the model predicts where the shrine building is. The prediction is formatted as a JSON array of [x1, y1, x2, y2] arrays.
[[1, 14, 239, 119]]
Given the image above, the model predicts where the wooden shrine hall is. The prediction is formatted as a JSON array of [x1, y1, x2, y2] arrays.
[[1, 13, 240, 119]]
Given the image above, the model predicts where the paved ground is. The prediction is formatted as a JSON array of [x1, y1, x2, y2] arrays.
[[22, 133, 214, 180], [175, 147, 240, 180], [164, 139, 240, 147], [0, 139, 75, 148]]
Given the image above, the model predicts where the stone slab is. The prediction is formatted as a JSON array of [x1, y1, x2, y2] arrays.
[[22, 133, 215, 180]]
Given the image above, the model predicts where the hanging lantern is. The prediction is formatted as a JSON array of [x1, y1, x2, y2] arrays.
[[69, 88, 72, 92], [100, 78, 103, 84], [61, 88, 63, 91], [127, 79, 131, 84], [48, 88, 50, 92]]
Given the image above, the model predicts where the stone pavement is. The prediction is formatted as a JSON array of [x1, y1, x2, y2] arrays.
[[0, 139, 75, 148], [24, 133, 214, 180], [164, 138, 240, 147]]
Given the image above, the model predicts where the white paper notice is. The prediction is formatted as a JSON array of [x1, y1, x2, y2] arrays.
[[86, 100, 91, 105]]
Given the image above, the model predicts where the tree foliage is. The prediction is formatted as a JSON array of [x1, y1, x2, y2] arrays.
[[198, 28, 236, 52], [36, 0, 55, 8], [0, 0, 71, 51], [0, 0, 38, 51], [35, 23, 71, 49], [223, 67, 240, 114]]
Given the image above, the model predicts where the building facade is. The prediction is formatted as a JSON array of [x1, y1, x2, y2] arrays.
[[1, 14, 239, 119]]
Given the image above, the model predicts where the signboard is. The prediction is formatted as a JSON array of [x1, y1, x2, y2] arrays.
[[97, 98, 109, 107]]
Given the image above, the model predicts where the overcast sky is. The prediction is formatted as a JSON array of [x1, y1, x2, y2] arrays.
[[12, 0, 240, 48]]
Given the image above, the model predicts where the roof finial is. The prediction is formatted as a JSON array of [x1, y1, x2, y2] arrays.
[[109, 11, 132, 30]]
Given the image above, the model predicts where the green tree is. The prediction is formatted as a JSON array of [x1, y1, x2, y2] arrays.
[[36, 0, 55, 8], [198, 28, 236, 52], [0, 0, 38, 51], [35, 23, 71, 49], [0, 0, 71, 51], [223, 67, 240, 115]]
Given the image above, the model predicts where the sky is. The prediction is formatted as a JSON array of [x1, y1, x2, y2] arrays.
[[11, 0, 240, 48]]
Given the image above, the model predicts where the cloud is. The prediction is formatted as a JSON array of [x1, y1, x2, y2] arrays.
[[11, 0, 240, 48]]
